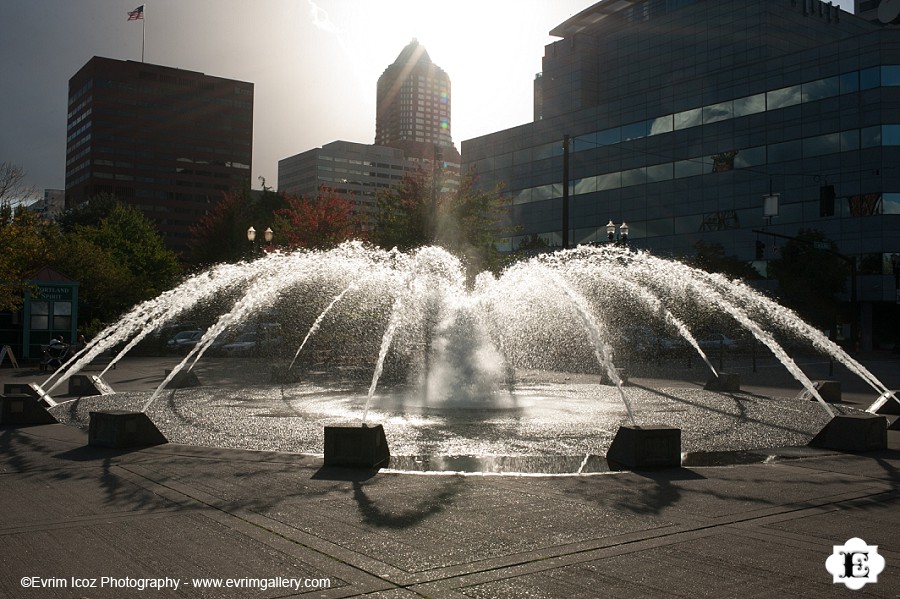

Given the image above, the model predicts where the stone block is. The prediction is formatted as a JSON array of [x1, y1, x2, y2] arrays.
[[324, 424, 390, 468], [814, 380, 842, 403], [606, 425, 682, 470], [164, 369, 201, 389], [3, 383, 37, 397], [809, 414, 887, 452], [704, 372, 740, 392], [88, 411, 167, 448], [0, 394, 58, 425], [602, 368, 629, 385], [68, 375, 114, 397]]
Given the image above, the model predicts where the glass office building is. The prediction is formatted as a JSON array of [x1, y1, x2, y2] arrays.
[[278, 141, 412, 228], [462, 0, 900, 349]]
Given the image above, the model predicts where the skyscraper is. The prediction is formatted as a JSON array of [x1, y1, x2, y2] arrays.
[[375, 39, 459, 167], [65, 56, 254, 252]]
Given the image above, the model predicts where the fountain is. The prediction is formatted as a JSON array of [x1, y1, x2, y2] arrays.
[[34, 242, 897, 465]]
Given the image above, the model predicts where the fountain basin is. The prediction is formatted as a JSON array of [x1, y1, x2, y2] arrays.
[[46, 375, 862, 473]]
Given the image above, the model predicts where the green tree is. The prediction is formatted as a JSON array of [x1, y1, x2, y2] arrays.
[[0, 203, 55, 311], [52, 234, 135, 326], [78, 203, 180, 299], [373, 168, 513, 274], [686, 240, 761, 281], [57, 193, 119, 232], [767, 229, 848, 329], [53, 197, 181, 323], [438, 171, 514, 273], [372, 168, 433, 251]]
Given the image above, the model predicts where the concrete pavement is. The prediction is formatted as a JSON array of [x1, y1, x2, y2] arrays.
[[1, 355, 899, 598]]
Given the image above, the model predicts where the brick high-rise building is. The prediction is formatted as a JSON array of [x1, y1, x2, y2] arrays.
[[65, 56, 254, 252], [375, 39, 460, 170]]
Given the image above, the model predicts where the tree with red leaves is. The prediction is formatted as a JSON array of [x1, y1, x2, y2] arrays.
[[274, 185, 365, 249], [187, 184, 287, 265]]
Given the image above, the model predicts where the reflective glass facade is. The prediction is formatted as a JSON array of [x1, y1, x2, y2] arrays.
[[462, 0, 900, 349]]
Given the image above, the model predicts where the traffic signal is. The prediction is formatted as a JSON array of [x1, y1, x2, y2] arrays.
[[755, 239, 765, 260]]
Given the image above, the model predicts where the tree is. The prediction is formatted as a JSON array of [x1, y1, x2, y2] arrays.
[[767, 229, 848, 329], [0, 203, 55, 311], [273, 185, 365, 249], [52, 234, 135, 327], [53, 196, 181, 324], [187, 184, 288, 265], [0, 161, 37, 206], [57, 193, 120, 232], [372, 167, 514, 274], [77, 202, 180, 299], [372, 168, 433, 251], [438, 171, 514, 273], [686, 240, 761, 281]]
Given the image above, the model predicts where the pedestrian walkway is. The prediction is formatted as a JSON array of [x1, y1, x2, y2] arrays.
[[1, 357, 899, 597]]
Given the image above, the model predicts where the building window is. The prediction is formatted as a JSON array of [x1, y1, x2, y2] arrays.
[[53, 302, 72, 331], [31, 301, 49, 330]]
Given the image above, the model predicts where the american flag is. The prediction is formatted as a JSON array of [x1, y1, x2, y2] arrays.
[[127, 5, 144, 20]]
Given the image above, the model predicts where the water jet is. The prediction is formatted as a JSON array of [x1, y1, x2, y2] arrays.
[[31, 242, 899, 471]]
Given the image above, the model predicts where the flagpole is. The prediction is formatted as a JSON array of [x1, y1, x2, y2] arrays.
[[128, 5, 146, 62]]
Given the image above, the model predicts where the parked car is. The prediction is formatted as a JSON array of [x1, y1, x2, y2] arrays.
[[696, 333, 738, 351], [166, 330, 204, 354], [220, 332, 258, 356]]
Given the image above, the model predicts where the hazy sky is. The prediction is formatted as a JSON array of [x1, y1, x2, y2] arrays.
[[0, 0, 596, 196]]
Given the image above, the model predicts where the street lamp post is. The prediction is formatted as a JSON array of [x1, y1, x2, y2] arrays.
[[893, 254, 900, 296], [606, 220, 628, 244], [247, 226, 274, 255]]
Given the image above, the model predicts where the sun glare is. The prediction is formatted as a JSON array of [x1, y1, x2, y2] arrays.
[[307, 0, 576, 144]]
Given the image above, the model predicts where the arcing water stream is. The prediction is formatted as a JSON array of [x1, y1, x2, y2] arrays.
[[44, 242, 898, 428]]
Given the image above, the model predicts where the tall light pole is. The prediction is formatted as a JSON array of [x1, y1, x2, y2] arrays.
[[562, 134, 570, 249], [892, 254, 900, 304]]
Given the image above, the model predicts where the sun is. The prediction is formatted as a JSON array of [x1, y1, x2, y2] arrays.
[[308, 0, 581, 144]]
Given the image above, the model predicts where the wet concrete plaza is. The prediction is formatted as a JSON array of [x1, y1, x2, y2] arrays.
[[3, 355, 900, 597]]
